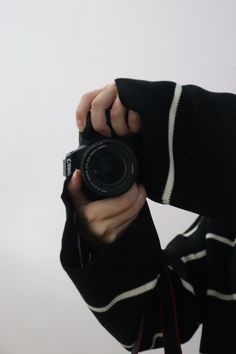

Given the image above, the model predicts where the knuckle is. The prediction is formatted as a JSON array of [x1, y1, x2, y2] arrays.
[[93, 223, 107, 238], [103, 229, 119, 244], [120, 194, 133, 208], [83, 206, 95, 223], [91, 99, 101, 110], [105, 234, 117, 244], [81, 92, 91, 100], [106, 83, 116, 92]]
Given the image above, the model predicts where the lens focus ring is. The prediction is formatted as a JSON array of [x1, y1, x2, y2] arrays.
[[80, 139, 137, 198]]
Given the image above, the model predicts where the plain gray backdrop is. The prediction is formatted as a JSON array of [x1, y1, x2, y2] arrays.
[[0, 0, 236, 353]]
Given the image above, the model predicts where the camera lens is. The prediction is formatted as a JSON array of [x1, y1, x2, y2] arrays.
[[80, 139, 137, 198], [92, 152, 127, 185]]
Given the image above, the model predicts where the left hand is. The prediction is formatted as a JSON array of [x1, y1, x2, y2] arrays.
[[67, 169, 147, 249], [75, 82, 141, 137]]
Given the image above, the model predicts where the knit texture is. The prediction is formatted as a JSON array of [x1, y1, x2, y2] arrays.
[[60, 78, 236, 354]]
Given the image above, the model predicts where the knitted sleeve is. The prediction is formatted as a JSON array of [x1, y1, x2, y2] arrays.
[[60, 177, 206, 352], [60, 78, 236, 352], [115, 78, 236, 222]]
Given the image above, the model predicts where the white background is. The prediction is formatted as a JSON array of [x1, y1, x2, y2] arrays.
[[0, 0, 236, 353]]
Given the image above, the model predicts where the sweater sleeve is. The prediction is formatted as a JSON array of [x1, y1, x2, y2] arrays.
[[60, 176, 206, 353], [60, 77, 236, 352], [115, 78, 236, 222]]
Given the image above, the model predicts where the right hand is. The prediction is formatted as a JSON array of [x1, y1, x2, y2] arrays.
[[67, 169, 147, 249], [76, 83, 141, 136]]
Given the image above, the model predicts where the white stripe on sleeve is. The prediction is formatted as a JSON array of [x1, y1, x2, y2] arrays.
[[162, 84, 182, 204], [206, 233, 236, 247], [87, 275, 161, 313], [207, 289, 236, 301], [181, 250, 207, 263]]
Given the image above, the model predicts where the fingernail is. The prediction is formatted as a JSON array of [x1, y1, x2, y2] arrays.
[[72, 169, 79, 182], [71, 170, 77, 182], [77, 120, 85, 132]]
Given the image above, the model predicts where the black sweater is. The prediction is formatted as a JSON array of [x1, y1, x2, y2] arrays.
[[60, 78, 236, 354]]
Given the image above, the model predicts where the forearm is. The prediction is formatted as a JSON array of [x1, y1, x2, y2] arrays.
[[115, 78, 236, 221], [60, 200, 163, 349], [60, 173, 205, 352]]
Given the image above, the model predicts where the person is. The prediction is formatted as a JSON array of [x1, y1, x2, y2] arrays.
[[60, 78, 236, 354]]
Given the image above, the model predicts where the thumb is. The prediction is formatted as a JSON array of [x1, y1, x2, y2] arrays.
[[67, 169, 90, 208]]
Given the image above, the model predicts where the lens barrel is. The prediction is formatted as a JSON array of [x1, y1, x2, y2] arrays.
[[80, 139, 137, 198]]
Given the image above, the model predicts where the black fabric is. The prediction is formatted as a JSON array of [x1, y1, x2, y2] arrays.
[[60, 78, 236, 354]]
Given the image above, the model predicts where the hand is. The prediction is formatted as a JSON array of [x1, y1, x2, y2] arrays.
[[76, 83, 141, 137], [67, 169, 147, 249]]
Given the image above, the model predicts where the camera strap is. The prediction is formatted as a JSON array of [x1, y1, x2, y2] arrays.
[[132, 252, 183, 354]]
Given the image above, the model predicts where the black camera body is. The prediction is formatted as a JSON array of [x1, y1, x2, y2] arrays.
[[63, 110, 141, 200]]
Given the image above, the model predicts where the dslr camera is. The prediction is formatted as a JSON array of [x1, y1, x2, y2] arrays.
[[63, 110, 142, 200]]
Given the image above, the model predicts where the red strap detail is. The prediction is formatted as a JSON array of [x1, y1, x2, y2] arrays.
[[132, 253, 183, 354], [163, 261, 182, 352]]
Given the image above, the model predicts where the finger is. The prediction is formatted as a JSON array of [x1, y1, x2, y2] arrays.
[[100, 215, 138, 244], [101, 185, 147, 243], [110, 96, 130, 136], [76, 86, 108, 131], [90, 84, 117, 137], [67, 169, 90, 208], [128, 110, 141, 133], [85, 183, 140, 222], [105, 184, 146, 229]]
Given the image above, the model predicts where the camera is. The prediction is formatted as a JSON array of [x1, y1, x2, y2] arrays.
[[63, 110, 142, 200]]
